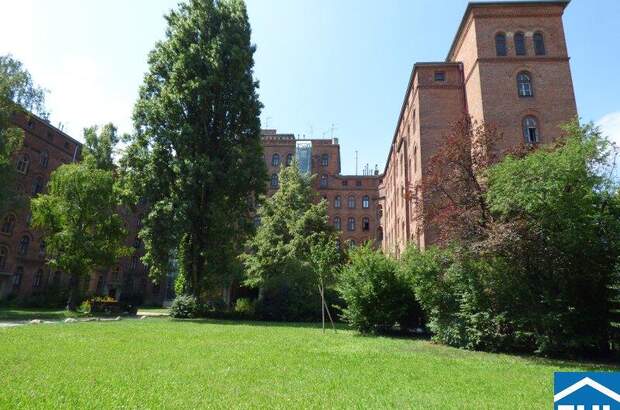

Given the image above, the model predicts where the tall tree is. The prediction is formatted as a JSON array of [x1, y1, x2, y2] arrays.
[[120, 0, 266, 298], [82, 123, 122, 171], [0, 55, 47, 212]]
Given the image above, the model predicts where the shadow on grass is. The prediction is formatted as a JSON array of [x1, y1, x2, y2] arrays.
[[0, 307, 76, 321], [168, 316, 619, 369], [170, 317, 351, 331]]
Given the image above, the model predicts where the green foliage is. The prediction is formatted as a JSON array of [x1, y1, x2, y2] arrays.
[[82, 123, 123, 171], [337, 243, 422, 333], [31, 164, 131, 309], [120, 0, 266, 297], [0, 55, 47, 212], [233, 297, 255, 315], [401, 121, 620, 357], [243, 162, 339, 321], [169, 295, 199, 318]]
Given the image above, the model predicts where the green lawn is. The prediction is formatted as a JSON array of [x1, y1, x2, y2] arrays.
[[0, 319, 615, 409]]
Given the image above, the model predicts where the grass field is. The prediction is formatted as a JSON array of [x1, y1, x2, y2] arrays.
[[0, 318, 615, 409]]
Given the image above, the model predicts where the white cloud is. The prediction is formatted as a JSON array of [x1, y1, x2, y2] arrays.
[[597, 111, 620, 147]]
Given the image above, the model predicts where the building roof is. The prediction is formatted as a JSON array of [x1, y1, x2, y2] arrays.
[[446, 0, 571, 61]]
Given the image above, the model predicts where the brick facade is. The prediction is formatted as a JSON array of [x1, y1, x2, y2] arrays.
[[261, 129, 381, 247], [379, 0, 577, 256]]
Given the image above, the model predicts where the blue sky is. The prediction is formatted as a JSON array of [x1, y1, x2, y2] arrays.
[[1, 0, 618, 174]]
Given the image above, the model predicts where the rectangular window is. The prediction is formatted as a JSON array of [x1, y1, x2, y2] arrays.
[[434, 71, 445, 82]]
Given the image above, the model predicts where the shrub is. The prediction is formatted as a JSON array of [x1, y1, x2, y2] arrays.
[[255, 265, 321, 322], [234, 298, 256, 315], [169, 295, 199, 318], [78, 300, 92, 314], [337, 243, 422, 334]]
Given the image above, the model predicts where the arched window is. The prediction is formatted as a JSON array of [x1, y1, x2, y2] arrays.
[[533, 32, 546, 55], [133, 237, 141, 249], [137, 214, 143, 229], [348, 239, 356, 248], [376, 226, 384, 241], [38, 239, 46, 256], [334, 195, 341, 209], [333, 217, 341, 231], [286, 153, 293, 166], [376, 204, 383, 219], [13, 266, 23, 289], [362, 217, 370, 231], [319, 174, 328, 188], [18, 235, 30, 255], [348, 195, 356, 209], [32, 176, 44, 196], [495, 33, 507, 56], [347, 217, 356, 231], [270, 173, 279, 188], [33, 269, 43, 288], [517, 72, 533, 97], [40, 150, 49, 168], [1, 214, 16, 235], [0, 246, 7, 269], [514, 32, 526, 55], [271, 153, 280, 167], [320, 154, 329, 167], [522, 116, 540, 144], [16, 153, 30, 174], [362, 195, 370, 209]]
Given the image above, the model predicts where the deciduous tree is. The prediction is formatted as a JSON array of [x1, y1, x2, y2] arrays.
[[31, 164, 130, 309], [121, 0, 266, 298]]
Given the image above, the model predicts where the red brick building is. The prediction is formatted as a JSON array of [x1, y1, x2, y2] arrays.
[[261, 129, 381, 247], [0, 113, 165, 305], [378, 0, 577, 256]]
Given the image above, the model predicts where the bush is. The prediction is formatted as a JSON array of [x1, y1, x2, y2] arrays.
[[255, 266, 321, 322], [336, 243, 423, 334], [234, 298, 256, 315], [169, 295, 199, 318]]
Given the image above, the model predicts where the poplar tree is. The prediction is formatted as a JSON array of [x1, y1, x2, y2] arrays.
[[121, 0, 266, 298]]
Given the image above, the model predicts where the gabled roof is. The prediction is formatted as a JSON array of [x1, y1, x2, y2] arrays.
[[446, 0, 571, 61]]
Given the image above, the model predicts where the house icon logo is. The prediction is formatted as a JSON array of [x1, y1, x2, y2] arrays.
[[554, 372, 620, 410]]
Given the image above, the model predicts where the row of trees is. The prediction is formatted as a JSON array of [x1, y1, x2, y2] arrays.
[[335, 120, 620, 358]]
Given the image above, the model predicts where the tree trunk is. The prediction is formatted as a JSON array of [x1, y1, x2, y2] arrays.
[[319, 285, 325, 333], [66, 273, 79, 311]]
